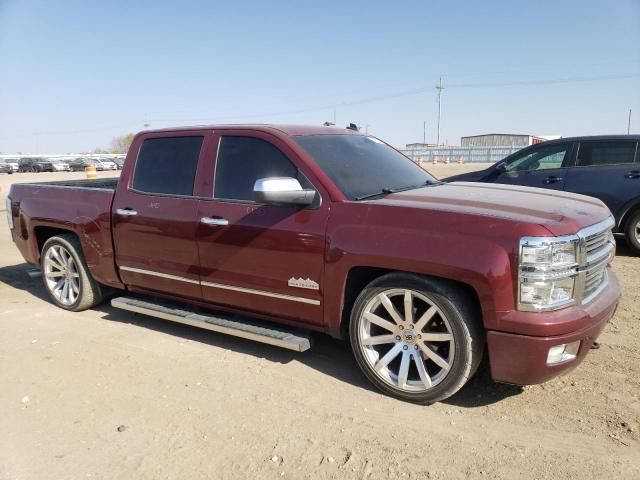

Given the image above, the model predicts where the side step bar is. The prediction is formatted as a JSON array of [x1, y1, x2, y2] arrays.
[[111, 297, 312, 352]]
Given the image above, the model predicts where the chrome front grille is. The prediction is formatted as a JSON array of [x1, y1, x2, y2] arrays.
[[577, 218, 615, 304], [585, 232, 608, 253], [584, 268, 607, 299]]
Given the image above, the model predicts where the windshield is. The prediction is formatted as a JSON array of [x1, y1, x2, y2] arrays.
[[294, 134, 436, 200]]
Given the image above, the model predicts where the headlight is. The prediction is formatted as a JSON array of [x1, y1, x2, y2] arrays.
[[518, 236, 579, 311], [5, 197, 13, 229]]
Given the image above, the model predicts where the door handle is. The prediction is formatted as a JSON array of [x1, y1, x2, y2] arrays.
[[116, 208, 138, 216], [624, 170, 640, 179], [544, 176, 562, 184], [201, 217, 229, 226]]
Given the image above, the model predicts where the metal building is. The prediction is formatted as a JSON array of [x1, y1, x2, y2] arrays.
[[461, 133, 547, 148]]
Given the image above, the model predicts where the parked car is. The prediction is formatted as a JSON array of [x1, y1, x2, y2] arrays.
[[68, 157, 100, 172], [18, 157, 55, 173], [95, 159, 118, 171], [7, 125, 620, 404], [50, 159, 71, 172], [0, 159, 19, 174], [444, 135, 640, 255], [112, 157, 125, 170]]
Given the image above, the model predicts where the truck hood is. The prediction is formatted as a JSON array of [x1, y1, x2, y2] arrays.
[[370, 182, 611, 236]]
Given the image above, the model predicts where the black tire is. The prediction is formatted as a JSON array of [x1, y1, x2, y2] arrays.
[[624, 209, 640, 255], [40, 233, 105, 311], [349, 273, 484, 404]]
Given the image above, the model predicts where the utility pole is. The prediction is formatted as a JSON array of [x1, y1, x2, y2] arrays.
[[333, 108, 336, 126], [628, 109, 632, 135], [423, 121, 426, 144], [436, 77, 445, 145]]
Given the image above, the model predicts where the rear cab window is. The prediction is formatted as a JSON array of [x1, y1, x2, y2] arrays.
[[132, 136, 203, 196], [576, 141, 638, 167]]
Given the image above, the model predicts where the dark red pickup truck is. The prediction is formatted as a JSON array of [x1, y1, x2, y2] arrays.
[[7, 125, 621, 403]]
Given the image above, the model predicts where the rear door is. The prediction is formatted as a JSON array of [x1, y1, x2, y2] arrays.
[[492, 142, 573, 190], [195, 130, 328, 326], [112, 133, 207, 300], [563, 140, 639, 220]]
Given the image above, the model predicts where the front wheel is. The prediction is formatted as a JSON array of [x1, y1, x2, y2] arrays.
[[624, 209, 640, 255], [41, 234, 104, 311], [349, 273, 484, 404]]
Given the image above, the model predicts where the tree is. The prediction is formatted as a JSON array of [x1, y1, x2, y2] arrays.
[[110, 133, 135, 154]]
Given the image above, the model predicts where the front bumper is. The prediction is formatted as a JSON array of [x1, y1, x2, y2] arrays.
[[487, 269, 620, 385]]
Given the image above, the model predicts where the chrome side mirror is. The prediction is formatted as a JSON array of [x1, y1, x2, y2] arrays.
[[253, 177, 316, 207]]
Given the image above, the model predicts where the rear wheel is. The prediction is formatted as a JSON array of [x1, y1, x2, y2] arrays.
[[349, 273, 484, 404], [41, 234, 104, 311], [624, 209, 640, 255]]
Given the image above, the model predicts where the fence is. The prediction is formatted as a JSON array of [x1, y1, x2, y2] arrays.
[[399, 146, 523, 164]]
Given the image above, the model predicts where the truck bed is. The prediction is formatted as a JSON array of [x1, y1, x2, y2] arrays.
[[19, 177, 119, 190], [8, 178, 122, 288]]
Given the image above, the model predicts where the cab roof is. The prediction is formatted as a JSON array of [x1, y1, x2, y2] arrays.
[[140, 124, 362, 137], [538, 134, 640, 143]]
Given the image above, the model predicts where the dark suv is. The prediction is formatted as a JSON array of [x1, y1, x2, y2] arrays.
[[445, 135, 640, 254], [68, 158, 99, 172], [18, 157, 54, 173]]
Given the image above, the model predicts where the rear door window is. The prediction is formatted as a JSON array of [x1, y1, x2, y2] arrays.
[[576, 141, 637, 167], [132, 136, 203, 196]]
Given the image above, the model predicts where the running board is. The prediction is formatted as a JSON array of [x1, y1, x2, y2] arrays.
[[110, 297, 312, 352]]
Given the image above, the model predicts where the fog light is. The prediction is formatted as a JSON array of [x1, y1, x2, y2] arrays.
[[547, 341, 581, 365]]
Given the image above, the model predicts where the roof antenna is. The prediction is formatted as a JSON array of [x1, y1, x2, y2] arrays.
[[346, 123, 359, 131]]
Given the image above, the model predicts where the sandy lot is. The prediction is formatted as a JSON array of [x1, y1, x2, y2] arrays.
[[0, 166, 638, 479]]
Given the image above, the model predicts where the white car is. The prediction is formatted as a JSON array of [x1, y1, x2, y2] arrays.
[[51, 161, 71, 172], [96, 160, 118, 171], [1, 160, 19, 173]]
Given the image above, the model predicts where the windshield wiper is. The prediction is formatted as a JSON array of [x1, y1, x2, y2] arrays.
[[354, 180, 437, 201]]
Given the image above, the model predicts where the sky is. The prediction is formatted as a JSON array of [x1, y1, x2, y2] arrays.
[[0, 0, 639, 154]]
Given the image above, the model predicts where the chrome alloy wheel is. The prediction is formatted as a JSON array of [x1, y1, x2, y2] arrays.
[[357, 289, 455, 392], [43, 245, 80, 306], [635, 219, 640, 243]]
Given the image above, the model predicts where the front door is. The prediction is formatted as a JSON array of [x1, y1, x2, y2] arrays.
[[196, 131, 328, 326], [494, 142, 573, 190], [112, 134, 206, 300], [563, 140, 639, 220]]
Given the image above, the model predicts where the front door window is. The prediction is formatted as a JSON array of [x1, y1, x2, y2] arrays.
[[505, 144, 569, 173]]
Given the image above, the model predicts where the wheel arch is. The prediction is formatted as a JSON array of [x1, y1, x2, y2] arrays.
[[34, 225, 79, 261], [336, 266, 483, 340], [617, 198, 640, 232]]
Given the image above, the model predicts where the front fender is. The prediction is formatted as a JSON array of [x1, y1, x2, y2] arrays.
[[323, 205, 520, 333]]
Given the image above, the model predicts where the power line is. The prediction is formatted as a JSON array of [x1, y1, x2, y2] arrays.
[[1, 72, 638, 141]]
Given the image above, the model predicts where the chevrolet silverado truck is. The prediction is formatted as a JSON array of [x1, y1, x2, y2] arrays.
[[6, 125, 621, 403]]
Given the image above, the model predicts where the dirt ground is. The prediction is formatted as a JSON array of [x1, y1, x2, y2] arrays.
[[0, 165, 638, 479]]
